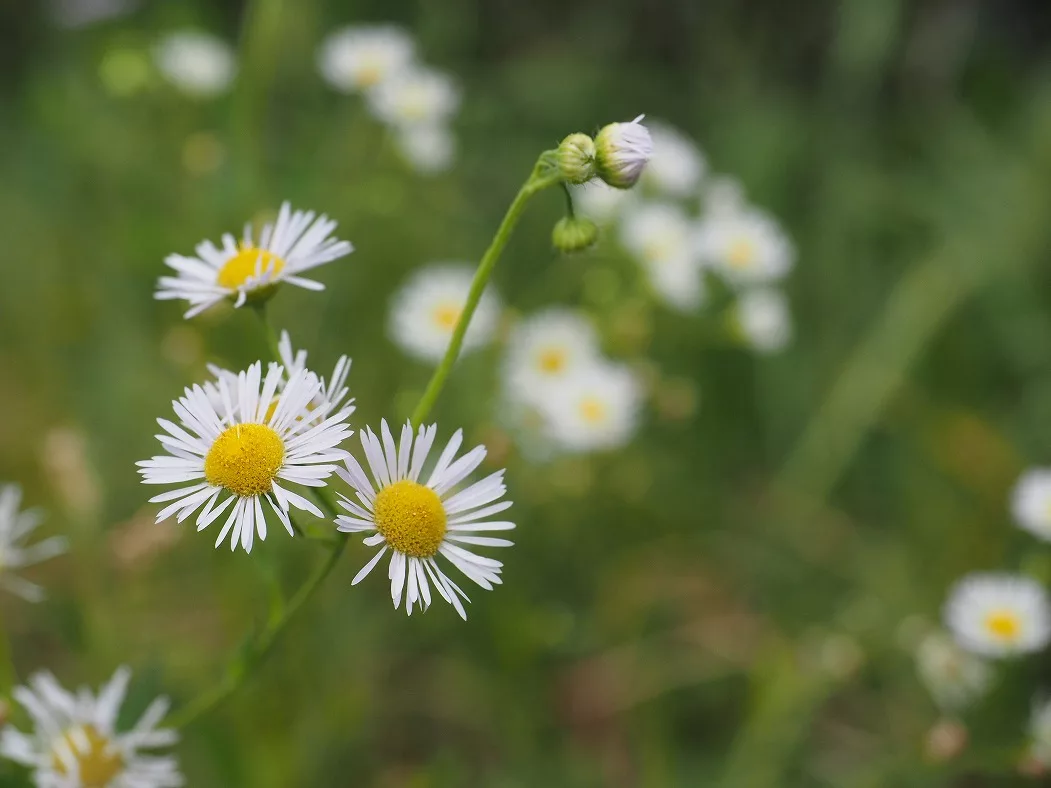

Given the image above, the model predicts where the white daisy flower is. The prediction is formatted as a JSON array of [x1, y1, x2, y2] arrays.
[[152, 31, 235, 98], [316, 25, 415, 94], [944, 573, 1051, 658], [594, 115, 653, 189], [915, 630, 993, 712], [0, 484, 66, 603], [0, 666, 182, 788], [703, 174, 746, 215], [620, 202, 705, 311], [335, 420, 514, 620], [570, 180, 635, 226], [137, 361, 354, 554], [1012, 468, 1051, 542], [276, 331, 352, 415], [539, 362, 642, 453], [1029, 695, 1051, 767], [367, 67, 460, 129], [395, 125, 456, 174], [696, 204, 794, 288], [643, 121, 707, 198], [156, 202, 354, 318], [388, 263, 501, 363], [734, 288, 792, 354], [503, 309, 602, 402]]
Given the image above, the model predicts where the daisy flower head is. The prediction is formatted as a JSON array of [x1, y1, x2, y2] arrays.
[[316, 25, 415, 94], [1012, 468, 1051, 542], [0, 484, 66, 603], [367, 66, 460, 129], [335, 421, 514, 619], [620, 201, 705, 311], [388, 263, 502, 363], [570, 180, 636, 226], [0, 666, 181, 788], [539, 361, 643, 454], [276, 330, 352, 416], [915, 630, 993, 712], [642, 121, 707, 198], [696, 204, 794, 288], [395, 125, 456, 174], [733, 288, 792, 354], [153, 30, 235, 98], [137, 361, 354, 554], [594, 115, 653, 190], [944, 572, 1051, 658], [503, 309, 602, 403], [156, 202, 353, 318]]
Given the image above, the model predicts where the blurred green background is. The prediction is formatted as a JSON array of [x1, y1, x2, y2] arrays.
[[4, 0, 1051, 785]]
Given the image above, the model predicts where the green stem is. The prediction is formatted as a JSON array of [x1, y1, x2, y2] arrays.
[[410, 153, 562, 428], [251, 302, 283, 362]]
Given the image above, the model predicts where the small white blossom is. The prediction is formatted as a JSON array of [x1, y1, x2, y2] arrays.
[[734, 288, 792, 354], [367, 67, 460, 129], [594, 115, 653, 189], [696, 204, 794, 288], [395, 125, 456, 174], [1011, 468, 1051, 542], [316, 25, 415, 93], [944, 572, 1051, 658], [620, 202, 705, 311], [915, 630, 993, 712], [643, 121, 706, 198], [153, 31, 235, 98]]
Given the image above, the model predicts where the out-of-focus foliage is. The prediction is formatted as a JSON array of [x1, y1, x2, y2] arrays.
[[3, 0, 1051, 785]]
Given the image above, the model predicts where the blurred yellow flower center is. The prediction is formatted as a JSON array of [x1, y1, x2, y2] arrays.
[[727, 238, 755, 269], [356, 59, 383, 88], [579, 396, 608, 424], [643, 239, 675, 263], [537, 347, 568, 374], [217, 245, 285, 290], [984, 610, 1021, 641], [373, 480, 447, 558], [51, 725, 123, 787], [204, 424, 285, 497], [400, 88, 430, 123], [432, 302, 462, 332]]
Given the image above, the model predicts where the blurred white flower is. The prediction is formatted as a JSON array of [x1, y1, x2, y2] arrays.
[[539, 362, 642, 453], [153, 31, 236, 98], [388, 264, 501, 363], [0, 484, 66, 603], [734, 288, 792, 354], [0, 667, 182, 787], [367, 67, 460, 129], [316, 25, 415, 94], [703, 174, 747, 215], [1029, 695, 1051, 767], [138, 362, 354, 554], [944, 573, 1051, 658], [571, 180, 635, 226], [594, 115, 653, 189], [50, 0, 137, 29], [696, 204, 794, 288], [1012, 468, 1051, 542], [503, 309, 602, 403], [156, 202, 354, 318], [915, 630, 993, 712], [643, 121, 706, 198], [335, 420, 514, 620], [620, 202, 705, 311], [395, 125, 456, 174]]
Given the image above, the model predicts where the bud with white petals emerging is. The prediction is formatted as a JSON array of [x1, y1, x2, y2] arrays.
[[594, 115, 653, 189], [552, 216, 598, 254], [557, 133, 596, 184]]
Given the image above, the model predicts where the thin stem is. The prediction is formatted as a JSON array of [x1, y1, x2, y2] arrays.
[[561, 182, 575, 218], [251, 302, 283, 362]]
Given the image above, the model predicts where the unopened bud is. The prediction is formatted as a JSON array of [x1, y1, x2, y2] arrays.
[[552, 216, 598, 254], [557, 133, 596, 184], [594, 115, 653, 189]]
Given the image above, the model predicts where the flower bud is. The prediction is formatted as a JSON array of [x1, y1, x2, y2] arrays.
[[594, 115, 653, 189], [557, 133, 596, 184], [552, 216, 598, 254]]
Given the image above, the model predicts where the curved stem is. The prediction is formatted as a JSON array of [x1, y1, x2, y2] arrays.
[[251, 302, 283, 362]]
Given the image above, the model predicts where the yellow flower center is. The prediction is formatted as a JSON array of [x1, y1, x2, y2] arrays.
[[204, 423, 285, 497], [727, 237, 755, 269], [579, 396, 608, 425], [536, 347, 568, 375], [399, 87, 430, 123], [432, 302, 462, 332], [52, 725, 123, 788], [216, 245, 286, 290], [984, 609, 1022, 642], [356, 59, 384, 88], [373, 480, 447, 558]]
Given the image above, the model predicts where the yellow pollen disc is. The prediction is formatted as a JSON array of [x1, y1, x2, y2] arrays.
[[216, 245, 286, 290], [579, 396, 608, 425], [52, 725, 124, 787], [727, 238, 755, 269], [536, 347, 568, 375], [356, 61, 383, 88], [373, 480, 447, 558], [432, 302, 462, 332], [204, 423, 285, 497], [984, 610, 1022, 641]]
